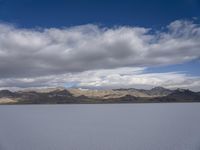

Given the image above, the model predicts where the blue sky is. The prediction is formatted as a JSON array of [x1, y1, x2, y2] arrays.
[[0, 0, 200, 28], [0, 0, 200, 90]]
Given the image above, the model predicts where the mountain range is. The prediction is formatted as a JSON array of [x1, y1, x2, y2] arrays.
[[0, 87, 200, 104]]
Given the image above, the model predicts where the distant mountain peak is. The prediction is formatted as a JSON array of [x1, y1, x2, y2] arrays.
[[151, 86, 169, 91], [175, 88, 190, 93]]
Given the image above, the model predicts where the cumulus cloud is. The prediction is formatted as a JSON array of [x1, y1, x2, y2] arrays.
[[0, 19, 200, 90], [0, 20, 200, 78]]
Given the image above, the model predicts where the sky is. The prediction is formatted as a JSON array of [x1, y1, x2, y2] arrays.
[[0, 0, 200, 91]]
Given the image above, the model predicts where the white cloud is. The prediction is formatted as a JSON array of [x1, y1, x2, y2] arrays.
[[67, 68, 200, 91], [0, 67, 200, 91], [0, 19, 200, 90], [0, 20, 200, 78]]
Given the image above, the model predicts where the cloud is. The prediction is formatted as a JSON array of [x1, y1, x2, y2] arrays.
[[0, 20, 200, 78], [1, 67, 200, 91], [0, 19, 200, 90], [65, 68, 200, 91]]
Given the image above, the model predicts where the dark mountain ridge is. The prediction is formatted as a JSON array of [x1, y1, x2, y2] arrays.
[[0, 87, 199, 104]]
